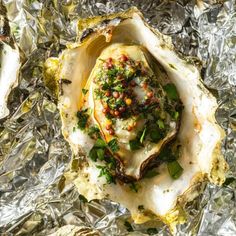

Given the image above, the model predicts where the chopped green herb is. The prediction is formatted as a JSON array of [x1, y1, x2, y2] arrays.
[[106, 156, 116, 169], [73, 127, 76, 132], [77, 109, 89, 130], [96, 165, 115, 184], [157, 120, 165, 129], [147, 228, 158, 235], [129, 139, 142, 151], [150, 129, 162, 143], [94, 138, 107, 148], [108, 139, 120, 152], [124, 221, 133, 232], [97, 148, 105, 161], [138, 205, 144, 211], [113, 85, 124, 92], [88, 126, 100, 139], [167, 160, 183, 179], [164, 84, 179, 100], [144, 169, 159, 179], [82, 88, 88, 95], [140, 127, 147, 144], [89, 147, 98, 162], [79, 194, 88, 203], [107, 68, 118, 77], [173, 111, 179, 120], [159, 147, 176, 162], [129, 182, 138, 192]]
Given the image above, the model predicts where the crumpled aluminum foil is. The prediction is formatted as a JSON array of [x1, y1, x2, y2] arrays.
[[0, 0, 235, 235]]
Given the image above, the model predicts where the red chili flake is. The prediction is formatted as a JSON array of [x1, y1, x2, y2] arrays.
[[106, 124, 112, 130], [120, 54, 128, 62], [105, 91, 111, 97], [109, 129, 115, 135], [114, 110, 120, 116], [119, 93, 125, 99], [142, 83, 148, 89], [104, 62, 113, 69], [102, 107, 109, 114], [117, 75, 123, 80], [119, 106, 126, 112], [107, 57, 113, 64], [147, 91, 153, 98], [127, 125, 133, 131], [103, 103, 108, 109], [113, 91, 120, 98]]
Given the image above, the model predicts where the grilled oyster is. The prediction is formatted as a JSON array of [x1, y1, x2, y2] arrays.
[[44, 7, 227, 232]]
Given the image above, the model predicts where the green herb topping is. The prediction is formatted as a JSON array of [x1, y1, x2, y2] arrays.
[[77, 109, 89, 130]]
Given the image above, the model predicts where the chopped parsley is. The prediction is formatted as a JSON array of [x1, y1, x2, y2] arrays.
[[164, 84, 179, 100], [76, 109, 89, 130], [82, 88, 88, 95], [94, 138, 107, 148], [96, 165, 115, 184], [129, 139, 142, 151], [88, 125, 100, 139], [108, 139, 120, 152]]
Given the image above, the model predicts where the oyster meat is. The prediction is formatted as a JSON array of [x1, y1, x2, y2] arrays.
[[44, 8, 228, 232]]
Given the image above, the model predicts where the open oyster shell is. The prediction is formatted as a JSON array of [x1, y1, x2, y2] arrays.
[[0, 43, 20, 119], [44, 7, 228, 232]]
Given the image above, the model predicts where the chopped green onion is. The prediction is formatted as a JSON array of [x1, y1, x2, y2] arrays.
[[164, 84, 179, 100], [108, 139, 120, 152], [157, 120, 165, 129], [144, 169, 159, 179], [140, 127, 147, 144], [167, 160, 183, 179], [173, 111, 179, 120]]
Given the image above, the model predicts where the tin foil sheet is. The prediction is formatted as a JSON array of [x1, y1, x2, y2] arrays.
[[0, 0, 235, 235]]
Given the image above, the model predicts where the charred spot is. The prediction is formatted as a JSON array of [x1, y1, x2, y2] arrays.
[[60, 78, 72, 84], [80, 28, 94, 42]]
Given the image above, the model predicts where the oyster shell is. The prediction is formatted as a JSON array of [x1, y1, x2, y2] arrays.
[[0, 43, 20, 119], [44, 7, 228, 232]]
